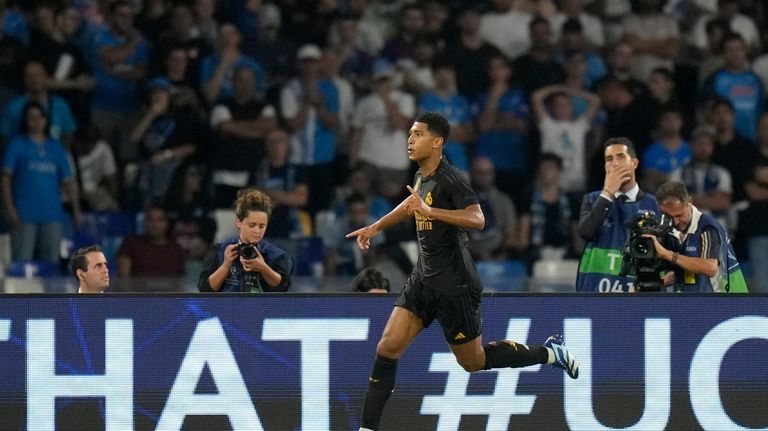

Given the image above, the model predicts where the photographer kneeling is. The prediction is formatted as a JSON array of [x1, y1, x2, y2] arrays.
[[646, 181, 748, 293], [199, 188, 292, 292]]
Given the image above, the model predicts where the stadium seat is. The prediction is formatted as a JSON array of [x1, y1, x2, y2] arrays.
[[530, 259, 580, 292], [475, 260, 528, 292], [6, 260, 62, 278]]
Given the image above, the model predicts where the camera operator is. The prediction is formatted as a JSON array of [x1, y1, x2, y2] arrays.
[[198, 188, 292, 292], [576, 137, 660, 292], [644, 181, 748, 292]]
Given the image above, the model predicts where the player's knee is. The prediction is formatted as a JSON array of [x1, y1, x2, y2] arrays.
[[456, 356, 484, 372], [376, 336, 404, 359]]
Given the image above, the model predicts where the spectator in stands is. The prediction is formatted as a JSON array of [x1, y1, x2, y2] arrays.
[[70, 244, 110, 293], [164, 161, 215, 262], [480, 0, 532, 60], [199, 22, 266, 105], [0, 14, 26, 111], [91, 0, 150, 163], [742, 112, 768, 292], [518, 153, 581, 269], [199, 187, 292, 292], [320, 47, 355, 166], [474, 54, 530, 209], [532, 83, 601, 195], [248, 5, 296, 97], [0, 0, 28, 45], [670, 125, 732, 230], [647, 67, 693, 131], [641, 106, 691, 192], [324, 192, 383, 277], [117, 204, 185, 278], [380, 3, 424, 64], [252, 129, 308, 242], [327, 14, 375, 94], [1, 60, 77, 142], [418, 60, 473, 172], [703, 33, 764, 140], [598, 42, 649, 98], [72, 124, 119, 211], [2, 101, 81, 263], [129, 77, 201, 206], [159, 44, 207, 117], [154, 4, 211, 87], [334, 167, 392, 220], [445, 5, 500, 101], [349, 65, 414, 201], [621, 0, 680, 82], [550, 0, 604, 49], [512, 16, 564, 95], [399, 36, 437, 96], [30, 4, 94, 128], [691, 0, 761, 55], [280, 43, 339, 218], [135, 0, 169, 43], [557, 19, 607, 89], [192, 0, 218, 48], [467, 156, 517, 261], [349, 267, 390, 293], [340, 0, 384, 57], [696, 18, 728, 87], [209, 65, 277, 207]]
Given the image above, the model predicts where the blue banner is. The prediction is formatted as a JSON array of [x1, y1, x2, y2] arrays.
[[0, 294, 766, 430]]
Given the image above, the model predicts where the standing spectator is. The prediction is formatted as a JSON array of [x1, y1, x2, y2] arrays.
[[160, 45, 206, 116], [597, 42, 649, 98], [91, 0, 150, 163], [742, 113, 768, 292], [703, 33, 764, 140], [198, 188, 292, 292], [647, 67, 689, 126], [557, 19, 607, 89], [399, 37, 437, 96], [248, 7, 296, 99], [512, 16, 564, 95], [199, 22, 266, 105], [690, 0, 761, 55], [2, 101, 81, 263], [129, 77, 201, 205], [320, 47, 355, 167], [550, 0, 604, 48], [117, 204, 185, 278], [621, 0, 680, 82], [444, 5, 501, 101], [0, 15, 26, 111], [1, 61, 77, 142], [209, 65, 277, 207], [467, 156, 517, 261], [324, 192, 383, 277], [349, 66, 415, 201], [340, 0, 385, 57], [193, 0, 218, 48], [670, 125, 732, 230], [72, 124, 119, 211], [532, 83, 601, 194], [474, 55, 531, 208], [70, 244, 110, 293], [696, 18, 728, 87], [380, 4, 425, 64], [164, 161, 215, 263], [480, 0, 533, 60], [134, 0, 169, 43], [280, 43, 339, 217], [518, 153, 581, 268], [155, 4, 212, 87], [252, 129, 308, 242], [327, 14, 374, 93], [641, 106, 691, 192], [418, 60, 473, 172]]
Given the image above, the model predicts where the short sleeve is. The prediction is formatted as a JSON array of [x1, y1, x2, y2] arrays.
[[444, 169, 478, 209]]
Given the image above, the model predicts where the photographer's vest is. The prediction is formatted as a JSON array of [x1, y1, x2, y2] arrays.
[[216, 237, 288, 292], [676, 210, 748, 293], [577, 191, 659, 292]]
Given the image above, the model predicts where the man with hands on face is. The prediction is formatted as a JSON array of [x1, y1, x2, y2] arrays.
[[347, 112, 579, 431], [643, 181, 748, 292], [576, 137, 660, 292], [198, 188, 292, 293]]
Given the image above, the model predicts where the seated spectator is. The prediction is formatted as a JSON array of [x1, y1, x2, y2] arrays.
[[198, 187, 292, 292], [670, 125, 731, 230], [252, 129, 308, 241], [324, 192, 383, 277], [467, 156, 517, 261], [532, 83, 601, 195], [333, 167, 392, 220], [518, 153, 581, 269], [209, 64, 277, 207], [2, 101, 82, 263], [70, 244, 109, 293], [116, 204, 185, 278], [164, 161, 216, 262], [349, 267, 390, 293], [1, 60, 77, 142], [72, 124, 119, 211], [641, 106, 691, 192]]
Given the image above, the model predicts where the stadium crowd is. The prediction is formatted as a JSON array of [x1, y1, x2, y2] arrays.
[[1, 0, 767, 292]]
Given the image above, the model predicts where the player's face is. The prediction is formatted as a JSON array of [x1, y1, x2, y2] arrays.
[[407, 122, 440, 162], [82, 252, 109, 291], [659, 198, 692, 231], [237, 210, 268, 244]]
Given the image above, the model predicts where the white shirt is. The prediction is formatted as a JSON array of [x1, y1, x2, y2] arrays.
[[690, 13, 761, 53], [352, 90, 415, 170], [480, 9, 533, 60], [538, 116, 589, 192], [550, 12, 605, 47]]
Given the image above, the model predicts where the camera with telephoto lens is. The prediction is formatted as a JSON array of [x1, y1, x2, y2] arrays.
[[620, 211, 679, 292], [236, 243, 260, 260]]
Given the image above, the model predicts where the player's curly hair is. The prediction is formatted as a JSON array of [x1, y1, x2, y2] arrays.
[[234, 187, 273, 220]]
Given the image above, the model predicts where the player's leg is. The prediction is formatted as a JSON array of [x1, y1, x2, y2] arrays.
[[360, 306, 423, 431]]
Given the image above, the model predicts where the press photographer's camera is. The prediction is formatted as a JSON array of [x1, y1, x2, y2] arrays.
[[620, 211, 679, 292], [236, 243, 260, 260]]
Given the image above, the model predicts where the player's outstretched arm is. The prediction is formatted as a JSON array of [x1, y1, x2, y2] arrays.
[[346, 196, 413, 250]]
